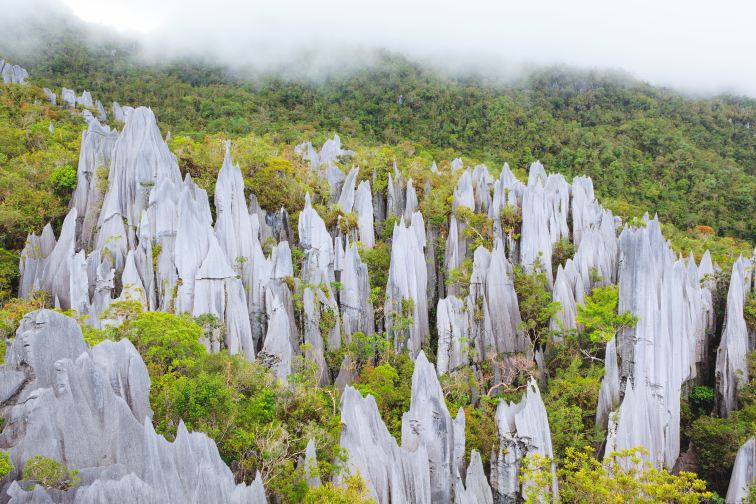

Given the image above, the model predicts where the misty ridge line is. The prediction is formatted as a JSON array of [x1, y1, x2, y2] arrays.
[[1, 0, 755, 98]]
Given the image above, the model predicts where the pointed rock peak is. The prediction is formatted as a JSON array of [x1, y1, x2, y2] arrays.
[[527, 160, 547, 186], [196, 236, 236, 280], [304, 192, 312, 209]]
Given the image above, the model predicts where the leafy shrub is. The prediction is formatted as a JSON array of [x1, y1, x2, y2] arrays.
[[551, 238, 575, 272], [22, 455, 79, 490], [689, 386, 715, 418], [302, 474, 375, 503], [521, 446, 711, 503], [49, 164, 77, 195], [0, 451, 13, 479]]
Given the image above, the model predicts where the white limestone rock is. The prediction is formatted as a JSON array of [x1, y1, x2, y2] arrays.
[[385, 214, 429, 357], [259, 294, 294, 384], [354, 180, 375, 248], [716, 256, 754, 416], [338, 386, 431, 504], [61, 88, 76, 108], [0, 310, 267, 503], [43, 87, 57, 105], [401, 352, 457, 503], [436, 295, 470, 375], [726, 437, 756, 503]]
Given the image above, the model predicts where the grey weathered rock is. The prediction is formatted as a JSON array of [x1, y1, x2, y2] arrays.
[[0, 60, 28, 84], [71, 118, 119, 249], [612, 215, 715, 468], [337, 166, 359, 212], [61, 88, 76, 108], [301, 439, 322, 488], [436, 296, 470, 375], [716, 256, 754, 416], [77, 91, 94, 109], [43, 88, 57, 105], [486, 239, 525, 353], [726, 437, 756, 503], [340, 241, 374, 340], [112, 102, 126, 122], [401, 352, 457, 503], [595, 337, 620, 430], [1, 310, 267, 503], [456, 450, 493, 504], [385, 214, 429, 357], [493, 379, 557, 502], [259, 294, 294, 384], [338, 386, 431, 504], [354, 180, 375, 248], [404, 178, 419, 221], [387, 164, 405, 218], [302, 287, 330, 386]]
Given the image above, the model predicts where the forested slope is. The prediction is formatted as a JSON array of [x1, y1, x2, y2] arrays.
[[0, 14, 754, 504]]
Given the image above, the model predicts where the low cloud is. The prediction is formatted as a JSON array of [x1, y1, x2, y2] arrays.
[[2, 0, 756, 96]]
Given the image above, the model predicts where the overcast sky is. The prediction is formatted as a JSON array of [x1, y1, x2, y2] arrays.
[[13, 0, 756, 96]]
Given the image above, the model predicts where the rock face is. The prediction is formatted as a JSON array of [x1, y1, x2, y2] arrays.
[[726, 437, 756, 503], [338, 386, 431, 504], [608, 215, 712, 468], [0, 310, 267, 504], [14, 76, 744, 497], [716, 256, 754, 416], [0, 59, 29, 84], [401, 352, 458, 503], [385, 215, 429, 357], [492, 379, 557, 502]]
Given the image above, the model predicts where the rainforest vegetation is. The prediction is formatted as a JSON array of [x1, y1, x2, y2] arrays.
[[0, 14, 754, 503]]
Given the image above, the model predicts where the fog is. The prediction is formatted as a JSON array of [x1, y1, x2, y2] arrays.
[[2, 0, 756, 96]]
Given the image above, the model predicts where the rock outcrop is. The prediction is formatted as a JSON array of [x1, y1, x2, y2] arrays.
[[716, 256, 754, 416], [0, 310, 267, 504], [726, 437, 756, 503]]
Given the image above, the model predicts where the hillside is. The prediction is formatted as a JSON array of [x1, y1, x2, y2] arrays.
[[0, 20, 754, 504], [2, 16, 754, 242]]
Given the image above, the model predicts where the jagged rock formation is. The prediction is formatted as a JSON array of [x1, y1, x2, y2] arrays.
[[726, 437, 756, 503], [607, 215, 714, 468], [492, 379, 557, 502], [0, 310, 266, 504], [716, 255, 755, 416], [338, 386, 431, 503], [338, 352, 491, 504], [12, 73, 752, 499], [0, 60, 28, 85], [385, 215, 429, 357], [401, 352, 458, 503]]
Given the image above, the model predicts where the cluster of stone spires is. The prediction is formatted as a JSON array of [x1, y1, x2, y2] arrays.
[[5, 62, 756, 502]]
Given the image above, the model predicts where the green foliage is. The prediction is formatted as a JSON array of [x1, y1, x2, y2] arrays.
[[0, 248, 19, 302], [576, 285, 637, 346], [123, 311, 205, 376], [0, 291, 51, 339], [543, 357, 604, 461], [354, 354, 414, 439], [22, 455, 80, 490], [521, 446, 711, 503], [551, 238, 575, 272], [456, 206, 494, 250], [513, 261, 559, 344], [49, 164, 77, 195], [499, 204, 522, 238], [0, 451, 13, 479], [690, 352, 756, 492], [745, 292, 756, 331], [689, 386, 715, 418], [302, 474, 376, 503]]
